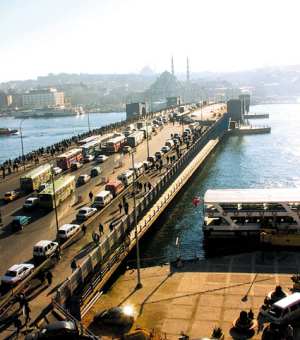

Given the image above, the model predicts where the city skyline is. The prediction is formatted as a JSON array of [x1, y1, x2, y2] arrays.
[[1, 0, 300, 82]]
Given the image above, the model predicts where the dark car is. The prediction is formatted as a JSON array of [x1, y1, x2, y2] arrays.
[[25, 321, 87, 340], [11, 215, 31, 231], [93, 307, 134, 336]]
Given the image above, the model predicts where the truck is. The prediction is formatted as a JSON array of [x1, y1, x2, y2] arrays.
[[126, 131, 144, 148]]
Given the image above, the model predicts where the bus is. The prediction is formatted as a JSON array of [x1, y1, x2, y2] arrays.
[[38, 175, 76, 210], [20, 164, 52, 192], [56, 148, 83, 170], [81, 140, 101, 157], [105, 135, 126, 153], [78, 135, 100, 145]]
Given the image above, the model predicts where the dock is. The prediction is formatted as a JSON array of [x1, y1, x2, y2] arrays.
[[229, 125, 271, 135], [82, 251, 300, 339], [244, 113, 269, 119]]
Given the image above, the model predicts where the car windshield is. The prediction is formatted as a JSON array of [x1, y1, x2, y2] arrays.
[[5, 270, 17, 277], [4, 193, 11, 197], [25, 199, 32, 204], [58, 230, 66, 235], [78, 209, 87, 214]]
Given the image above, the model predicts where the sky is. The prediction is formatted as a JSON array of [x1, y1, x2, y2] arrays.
[[1, 0, 300, 82]]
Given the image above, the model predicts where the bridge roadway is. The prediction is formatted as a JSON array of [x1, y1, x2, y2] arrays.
[[0, 103, 225, 337]]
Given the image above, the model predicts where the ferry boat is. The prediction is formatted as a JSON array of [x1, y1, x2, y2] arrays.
[[12, 106, 85, 118], [0, 128, 19, 136], [203, 188, 300, 240]]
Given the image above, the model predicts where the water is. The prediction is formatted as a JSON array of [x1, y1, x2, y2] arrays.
[[140, 104, 300, 262], [0, 112, 125, 163]]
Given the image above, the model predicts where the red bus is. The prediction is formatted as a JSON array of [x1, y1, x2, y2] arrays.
[[56, 148, 83, 170], [105, 135, 126, 153]]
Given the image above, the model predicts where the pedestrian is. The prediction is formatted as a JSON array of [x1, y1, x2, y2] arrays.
[[124, 201, 129, 215], [13, 316, 22, 335], [92, 231, 100, 244], [17, 293, 26, 310], [89, 191, 93, 202], [166, 156, 169, 164], [109, 221, 114, 231], [118, 202, 123, 214], [71, 259, 77, 272], [82, 223, 87, 235], [144, 182, 147, 192], [46, 271, 53, 286], [23, 302, 31, 325], [148, 182, 152, 191], [38, 271, 46, 285], [99, 223, 104, 235]]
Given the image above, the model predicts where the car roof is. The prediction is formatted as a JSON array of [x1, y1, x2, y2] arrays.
[[274, 293, 300, 309], [59, 224, 79, 231], [8, 263, 32, 272], [34, 240, 57, 247], [96, 190, 111, 197]]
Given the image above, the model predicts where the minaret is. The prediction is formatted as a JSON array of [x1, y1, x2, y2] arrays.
[[186, 57, 190, 82], [171, 56, 174, 76]]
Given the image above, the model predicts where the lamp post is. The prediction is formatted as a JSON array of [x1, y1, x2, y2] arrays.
[[51, 169, 59, 236], [19, 119, 26, 171], [131, 151, 142, 289], [145, 120, 150, 159], [87, 110, 91, 133]]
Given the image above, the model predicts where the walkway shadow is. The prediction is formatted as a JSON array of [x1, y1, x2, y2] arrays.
[[74, 242, 96, 261]]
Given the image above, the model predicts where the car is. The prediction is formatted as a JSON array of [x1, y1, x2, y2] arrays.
[[161, 146, 170, 153], [52, 166, 62, 175], [122, 145, 132, 153], [147, 156, 156, 164], [96, 155, 108, 163], [23, 197, 39, 209], [38, 183, 48, 192], [24, 321, 82, 340], [33, 240, 59, 259], [58, 224, 81, 240], [90, 166, 102, 177], [77, 174, 91, 186], [143, 160, 152, 170], [76, 207, 97, 221], [1, 263, 35, 285], [3, 190, 19, 202], [71, 162, 83, 171], [155, 151, 163, 160], [11, 215, 31, 231], [83, 154, 95, 163]]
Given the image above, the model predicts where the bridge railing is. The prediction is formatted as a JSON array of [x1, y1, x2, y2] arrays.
[[54, 113, 230, 307]]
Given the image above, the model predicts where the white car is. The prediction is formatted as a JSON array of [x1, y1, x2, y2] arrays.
[[1, 263, 35, 285], [84, 154, 95, 162], [76, 207, 97, 221], [23, 197, 39, 209], [96, 155, 108, 163], [161, 146, 170, 153], [58, 224, 81, 240], [77, 174, 91, 185], [52, 166, 62, 175]]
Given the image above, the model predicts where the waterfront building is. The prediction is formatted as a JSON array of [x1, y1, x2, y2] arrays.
[[0, 92, 12, 108], [166, 96, 181, 107], [22, 88, 65, 108], [126, 102, 147, 120]]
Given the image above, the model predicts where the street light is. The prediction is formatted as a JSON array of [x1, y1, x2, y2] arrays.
[[87, 110, 91, 133], [131, 151, 142, 289], [19, 119, 26, 171], [50, 169, 59, 236], [145, 119, 150, 159]]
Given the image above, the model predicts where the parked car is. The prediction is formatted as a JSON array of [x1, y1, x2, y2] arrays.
[[71, 162, 83, 171], [77, 174, 91, 186], [161, 146, 170, 153], [143, 160, 152, 170], [1, 263, 35, 286], [76, 207, 97, 221], [33, 240, 59, 260], [3, 190, 20, 202], [122, 145, 132, 153], [90, 166, 102, 177], [58, 224, 81, 240], [94, 190, 113, 208], [25, 321, 82, 340], [147, 155, 157, 164], [52, 166, 62, 175], [96, 155, 108, 163], [155, 151, 163, 160], [11, 215, 31, 231], [83, 154, 95, 163], [23, 197, 39, 210]]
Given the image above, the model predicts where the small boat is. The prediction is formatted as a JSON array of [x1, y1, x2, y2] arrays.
[[0, 128, 19, 136]]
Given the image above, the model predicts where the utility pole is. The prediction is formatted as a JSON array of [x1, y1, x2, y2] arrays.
[[51, 170, 59, 236], [146, 120, 150, 159], [87, 110, 91, 132], [19, 119, 26, 171], [131, 151, 142, 289]]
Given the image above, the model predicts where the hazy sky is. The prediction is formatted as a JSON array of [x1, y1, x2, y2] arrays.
[[1, 0, 300, 81]]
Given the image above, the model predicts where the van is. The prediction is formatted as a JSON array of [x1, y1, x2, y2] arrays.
[[165, 139, 174, 149], [262, 292, 300, 325], [117, 170, 134, 186], [105, 180, 124, 197], [33, 240, 59, 259], [58, 224, 80, 240], [91, 166, 102, 177], [94, 190, 113, 208], [130, 162, 145, 177]]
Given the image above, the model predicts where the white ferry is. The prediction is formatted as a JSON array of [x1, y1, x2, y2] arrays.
[[203, 188, 300, 239]]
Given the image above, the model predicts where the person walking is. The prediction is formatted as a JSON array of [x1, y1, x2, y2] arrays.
[[88, 191, 93, 202], [148, 182, 152, 191], [71, 259, 77, 272], [144, 182, 147, 192], [99, 223, 104, 235], [124, 201, 129, 215], [23, 302, 31, 325], [118, 202, 123, 214], [46, 271, 53, 286], [82, 224, 87, 235], [109, 221, 114, 232]]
